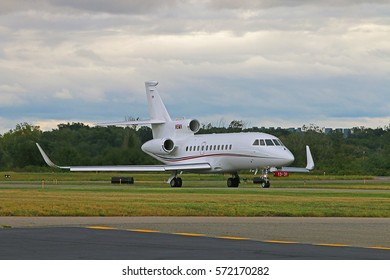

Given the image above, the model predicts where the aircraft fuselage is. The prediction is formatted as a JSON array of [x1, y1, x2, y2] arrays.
[[142, 132, 295, 173]]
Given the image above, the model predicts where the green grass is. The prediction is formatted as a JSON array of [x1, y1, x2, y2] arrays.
[[1, 171, 389, 217], [0, 182, 389, 217]]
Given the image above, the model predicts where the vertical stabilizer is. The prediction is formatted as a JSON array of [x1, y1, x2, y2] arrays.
[[145, 81, 173, 138]]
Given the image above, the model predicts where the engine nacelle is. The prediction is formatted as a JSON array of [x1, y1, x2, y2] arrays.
[[141, 138, 176, 155], [187, 119, 201, 133], [173, 118, 200, 135]]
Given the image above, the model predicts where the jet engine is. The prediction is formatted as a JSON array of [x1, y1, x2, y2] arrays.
[[187, 119, 200, 133], [141, 138, 176, 155]]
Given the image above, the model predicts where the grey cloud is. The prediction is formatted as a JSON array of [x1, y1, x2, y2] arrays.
[[206, 0, 390, 10], [0, 0, 389, 131], [0, 0, 185, 15]]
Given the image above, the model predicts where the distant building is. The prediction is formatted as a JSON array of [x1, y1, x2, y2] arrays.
[[324, 128, 333, 134], [343, 129, 351, 138]]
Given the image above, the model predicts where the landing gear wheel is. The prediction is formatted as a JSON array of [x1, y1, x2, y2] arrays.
[[261, 180, 270, 188], [227, 177, 240, 188], [170, 177, 182, 188]]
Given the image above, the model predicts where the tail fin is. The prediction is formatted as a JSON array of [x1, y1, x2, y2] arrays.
[[98, 81, 174, 139], [145, 81, 172, 123], [144, 81, 173, 139]]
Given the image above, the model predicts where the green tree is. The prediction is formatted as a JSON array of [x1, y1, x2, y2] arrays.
[[1, 123, 42, 168]]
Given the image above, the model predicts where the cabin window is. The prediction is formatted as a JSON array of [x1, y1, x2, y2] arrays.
[[221, 145, 224, 150], [217, 145, 220, 150], [206, 145, 209, 151], [253, 139, 259, 146], [213, 145, 216, 150], [265, 139, 274, 146], [197, 146, 200, 151], [273, 139, 281, 146], [225, 145, 228, 150], [186, 146, 188, 151], [260, 139, 265, 146], [229, 144, 232, 150]]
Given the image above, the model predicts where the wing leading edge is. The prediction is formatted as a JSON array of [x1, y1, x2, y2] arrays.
[[36, 143, 211, 172]]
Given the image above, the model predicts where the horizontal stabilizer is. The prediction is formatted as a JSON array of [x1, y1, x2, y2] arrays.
[[97, 119, 165, 127]]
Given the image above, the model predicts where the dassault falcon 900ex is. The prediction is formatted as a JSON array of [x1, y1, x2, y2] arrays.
[[36, 81, 314, 188]]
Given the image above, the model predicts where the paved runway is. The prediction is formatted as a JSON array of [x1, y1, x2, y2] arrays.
[[0, 217, 389, 259], [0, 226, 389, 260]]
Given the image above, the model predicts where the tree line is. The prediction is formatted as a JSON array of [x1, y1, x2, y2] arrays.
[[0, 122, 389, 175]]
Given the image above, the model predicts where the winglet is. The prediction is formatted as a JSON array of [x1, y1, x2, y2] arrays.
[[305, 145, 314, 170], [36, 143, 69, 169]]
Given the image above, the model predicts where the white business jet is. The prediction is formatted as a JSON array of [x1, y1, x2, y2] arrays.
[[36, 81, 314, 188]]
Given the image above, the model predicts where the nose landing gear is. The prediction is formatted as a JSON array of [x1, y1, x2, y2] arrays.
[[253, 168, 271, 188]]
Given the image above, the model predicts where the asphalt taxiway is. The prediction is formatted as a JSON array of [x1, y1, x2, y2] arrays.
[[1, 226, 389, 260], [0, 217, 389, 259]]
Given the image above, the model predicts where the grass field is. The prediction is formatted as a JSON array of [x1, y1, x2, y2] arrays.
[[0, 172, 389, 217]]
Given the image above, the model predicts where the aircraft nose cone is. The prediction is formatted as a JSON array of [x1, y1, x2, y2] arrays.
[[285, 149, 295, 165]]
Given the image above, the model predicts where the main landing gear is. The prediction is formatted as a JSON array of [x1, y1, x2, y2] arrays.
[[169, 171, 182, 188], [227, 172, 240, 188]]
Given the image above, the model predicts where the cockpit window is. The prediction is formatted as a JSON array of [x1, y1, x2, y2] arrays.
[[253, 139, 259, 146], [260, 139, 265, 146], [272, 139, 281, 146], [265, 139, 274, 146]]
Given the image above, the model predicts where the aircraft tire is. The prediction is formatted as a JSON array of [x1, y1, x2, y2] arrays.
[[227, 178, 239, 188], [261, 181, 270, 188], [170, 177, 182, 188]]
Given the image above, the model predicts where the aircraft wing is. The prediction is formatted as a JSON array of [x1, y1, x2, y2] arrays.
[[97, 119, 165, 127], [270, 145, 314, 173], [36, 143, 211, 172]]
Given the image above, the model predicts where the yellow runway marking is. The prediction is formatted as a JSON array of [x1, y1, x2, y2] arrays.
[[84, 227, 390, 251], [86, 226, 116, 230], [174, 232, 205, 237], [217, 236, 250, 241], [129, 229, 160, 233], [367, 246, 390, 250], [264, 240, 300, 244], [315, 243, 350, 247]]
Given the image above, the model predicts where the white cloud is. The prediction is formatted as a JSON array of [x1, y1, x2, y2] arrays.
[[54, 88, 73, 99]]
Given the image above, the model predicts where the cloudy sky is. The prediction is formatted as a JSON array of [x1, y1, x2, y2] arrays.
[[1, 0, 389, 133]]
